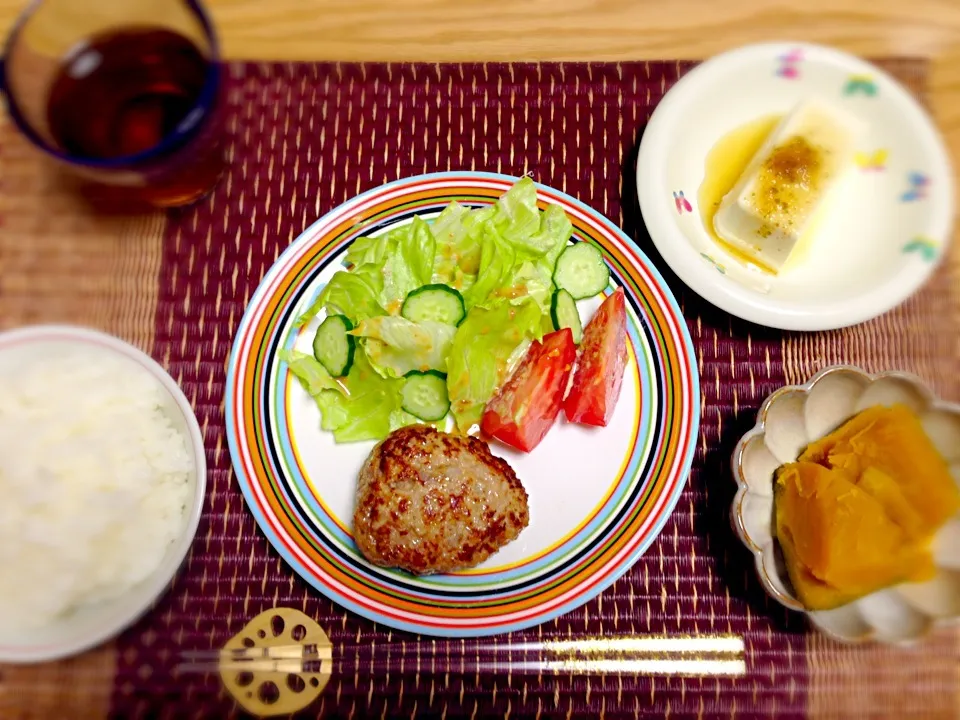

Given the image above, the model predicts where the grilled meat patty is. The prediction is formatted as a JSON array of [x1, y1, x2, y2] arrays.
[[353, 425, 530, 574]]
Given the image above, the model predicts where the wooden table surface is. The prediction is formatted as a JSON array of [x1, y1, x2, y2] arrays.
[[1, 0, 959, 208], [1, 0, 959, 177]]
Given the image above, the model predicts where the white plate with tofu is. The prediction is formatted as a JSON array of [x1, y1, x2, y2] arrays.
[[637, 42, 954, 331]]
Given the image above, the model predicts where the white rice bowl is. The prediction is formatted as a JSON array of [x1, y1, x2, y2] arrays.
[[0, 326, 205, 663]]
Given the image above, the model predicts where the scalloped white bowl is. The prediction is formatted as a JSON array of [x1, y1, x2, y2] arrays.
[[731, 365, 960, 644]]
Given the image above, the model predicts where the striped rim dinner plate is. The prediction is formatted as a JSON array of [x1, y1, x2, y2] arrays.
[[226, 172, 700, 637]]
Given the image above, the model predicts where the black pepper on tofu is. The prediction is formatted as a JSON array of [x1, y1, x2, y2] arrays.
[[754, 135, 824, 231]]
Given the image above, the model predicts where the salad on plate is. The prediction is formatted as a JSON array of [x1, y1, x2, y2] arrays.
[[283, 178, 628, 453]]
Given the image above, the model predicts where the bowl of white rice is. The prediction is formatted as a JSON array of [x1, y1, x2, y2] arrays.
[[0, 325, 206, 664]]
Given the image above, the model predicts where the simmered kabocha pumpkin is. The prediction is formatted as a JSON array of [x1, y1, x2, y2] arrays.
[[774, 404, 960, 611], [799, 404, 959, 533]]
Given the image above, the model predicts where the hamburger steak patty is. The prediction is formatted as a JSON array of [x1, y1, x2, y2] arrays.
[[353, 425, 530, 574]]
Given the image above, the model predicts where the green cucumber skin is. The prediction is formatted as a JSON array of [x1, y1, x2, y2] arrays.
[[313, 314, 355, 377], [553, 243, 610, 300], [550, 289, 583, 344], [401, 370, 451, 421], [401, 284, 466, 326]]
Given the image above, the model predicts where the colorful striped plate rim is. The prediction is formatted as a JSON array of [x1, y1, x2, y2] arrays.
[[225, 172, 700, 636]]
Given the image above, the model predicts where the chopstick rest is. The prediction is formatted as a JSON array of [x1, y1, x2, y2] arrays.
[[216, 608, 332, 717], [179, 606, 747, 717]]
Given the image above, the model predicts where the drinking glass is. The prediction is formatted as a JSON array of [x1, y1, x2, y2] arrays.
[[0, 0, 224, 207]]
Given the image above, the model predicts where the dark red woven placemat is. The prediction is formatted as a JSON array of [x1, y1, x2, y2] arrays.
[[106, 60, 954, 719]]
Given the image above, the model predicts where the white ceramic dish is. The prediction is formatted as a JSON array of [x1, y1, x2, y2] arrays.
[[0, 325, 206, 664], [731, 365, 960, 644], [637, 42, 954, 331]]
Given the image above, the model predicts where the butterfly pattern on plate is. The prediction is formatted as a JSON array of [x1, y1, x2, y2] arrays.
[[776, 49, 803, 79], [843, 74, 878, 97], [673, 190, 693, 214], [900, 172, 929, 202], [902, 236, 938, 262], [700, 253, 727, 275], [855, 149, 888, 172]]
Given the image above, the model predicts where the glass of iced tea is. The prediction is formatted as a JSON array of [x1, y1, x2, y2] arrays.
[[0, 0, 224, 207]]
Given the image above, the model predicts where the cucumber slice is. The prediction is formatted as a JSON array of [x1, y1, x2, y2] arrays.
[[550, 289, 583, 344], [401, 284, 466, 326], [553, 243, 610, 300], [401, 370, 451, 421], [312, 314, 355, 377]]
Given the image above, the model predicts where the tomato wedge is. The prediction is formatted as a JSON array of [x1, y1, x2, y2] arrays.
[[481, 328, 577, 452], [563, 287, 628, 426]]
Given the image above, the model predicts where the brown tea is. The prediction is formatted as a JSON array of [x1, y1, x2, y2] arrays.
[[46, 27, 208, 159], [43, 26, 223, 206]]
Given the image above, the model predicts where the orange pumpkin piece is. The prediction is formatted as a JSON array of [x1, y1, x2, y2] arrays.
[[774, 404, 959, 611], [800, 404, 959, 535], [775, 462, 935, 610]]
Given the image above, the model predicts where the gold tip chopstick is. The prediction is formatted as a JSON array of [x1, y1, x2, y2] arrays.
[[176, 635, 747, 678]]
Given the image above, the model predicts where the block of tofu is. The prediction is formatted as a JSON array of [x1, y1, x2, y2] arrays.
[[713, 99, 864, 273]]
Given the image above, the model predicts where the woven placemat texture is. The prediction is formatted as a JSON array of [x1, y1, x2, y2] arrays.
[[117, 60, 811, 720], [0, 59, 956, 720]]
